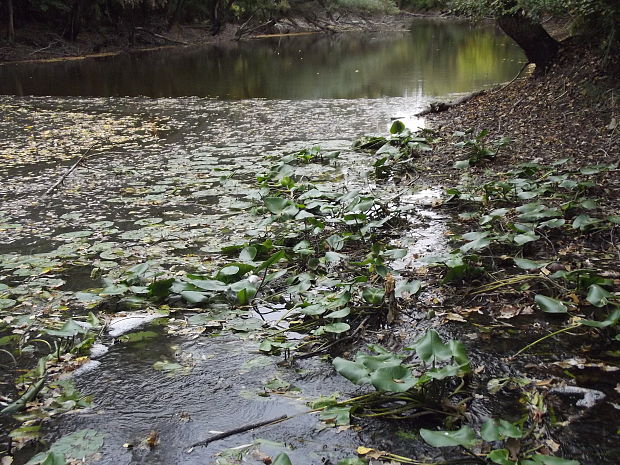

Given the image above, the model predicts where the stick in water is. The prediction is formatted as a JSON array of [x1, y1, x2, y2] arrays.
[[187, 414, 288, 451]]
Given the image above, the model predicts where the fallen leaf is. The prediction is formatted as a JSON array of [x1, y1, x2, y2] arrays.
[[444, 312, 467, 322], [497, 305, 521, 319], [545, 439, 560, 452]]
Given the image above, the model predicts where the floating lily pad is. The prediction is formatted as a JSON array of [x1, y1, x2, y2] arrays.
[[0, 298, 17, 309], [55, 231, 92, 240]]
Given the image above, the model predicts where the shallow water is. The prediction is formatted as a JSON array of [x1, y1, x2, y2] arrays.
[[0, 19, 535, 465]]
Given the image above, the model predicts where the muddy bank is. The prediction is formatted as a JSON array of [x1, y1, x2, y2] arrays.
[[0, 12, 420, 65]]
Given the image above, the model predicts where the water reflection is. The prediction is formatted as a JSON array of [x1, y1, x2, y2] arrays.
[[0, 19, 524, 99]]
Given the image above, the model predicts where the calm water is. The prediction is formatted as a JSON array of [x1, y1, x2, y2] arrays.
[[0, 19, 524, 99]]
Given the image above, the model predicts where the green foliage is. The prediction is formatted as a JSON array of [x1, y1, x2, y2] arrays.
[[420, 419, 579, 465], [333, 330, 471, 393]]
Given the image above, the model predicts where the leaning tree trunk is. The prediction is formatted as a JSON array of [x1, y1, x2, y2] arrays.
[[8, 0, 15, 44], [498, 14, 559, 73]]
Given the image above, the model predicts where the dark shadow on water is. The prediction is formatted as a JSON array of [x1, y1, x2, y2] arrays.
[[0, 19, 524, 99]]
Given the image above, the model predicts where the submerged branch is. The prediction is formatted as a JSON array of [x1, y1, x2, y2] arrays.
[[44, 145, 96, 196], [187, 414, 288, 451]]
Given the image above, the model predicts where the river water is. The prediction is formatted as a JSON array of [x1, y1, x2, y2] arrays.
[[0, 19, 530, 465]]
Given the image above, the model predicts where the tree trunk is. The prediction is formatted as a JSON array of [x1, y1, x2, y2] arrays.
[[8, 0, 15, 44], [65, 0, 83, 41], [498, 14, 559, 72]]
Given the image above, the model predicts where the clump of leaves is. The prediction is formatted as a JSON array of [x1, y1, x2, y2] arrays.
[[453, 129, 511, 169], [354, 121, 434, 179]]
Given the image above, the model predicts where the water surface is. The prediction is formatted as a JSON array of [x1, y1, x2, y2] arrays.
[[0, 19, 524, 100]]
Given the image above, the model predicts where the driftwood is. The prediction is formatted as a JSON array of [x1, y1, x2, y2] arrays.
[[188, 414, 288, 450], [134, 27, 191, 45], [414, 89, 487, 117], [44, 146, 95, 196]]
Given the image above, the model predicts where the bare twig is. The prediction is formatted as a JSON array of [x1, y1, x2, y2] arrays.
[[188, 414, 288, 450], [44, 145, 97, 196], [492, 61, 530, 93]]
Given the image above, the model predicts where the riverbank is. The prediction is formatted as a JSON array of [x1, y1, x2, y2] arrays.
[[406, 40, 620, 463], [0, 12, 423, 64]]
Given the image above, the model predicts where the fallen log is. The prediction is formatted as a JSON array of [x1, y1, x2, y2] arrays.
[[414, 89, 487, 117]]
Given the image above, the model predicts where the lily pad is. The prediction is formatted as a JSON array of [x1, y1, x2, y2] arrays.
[[419, 426, 477, 448], [535, 295, 569, 314]]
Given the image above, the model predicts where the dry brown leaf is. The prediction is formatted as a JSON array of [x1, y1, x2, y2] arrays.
[[497, 305, 521, 319]]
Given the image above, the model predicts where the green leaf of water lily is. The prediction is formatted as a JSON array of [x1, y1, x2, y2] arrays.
[[461, 236, 492, 252], [535, 295, 569, 314], [180, 291, 209, 304], [487, 449, 517, 465], [419, 426, 477, 448], [370, 365, 418, 392], [45, 320, 88, 338], [323, 322, 350, 334], [522, 455, 580, 465], [333, 357, 371, 385], [586, 284, 612, 307], [382, 248, 408, 259], [362, 287, 384, 305], [580, 307, 620, 328], [572, 214, 600, 231], [539, 218, 565, 228], [514, 232, 539, 245], [390, 120, 406, 134], [326, 234, 345, 251], [239, 246, 257, 262], [264, 197, 290, 213], [0, 298, 17, 309], [272, 452, 293, 465], [300, 304, 327, 316], [513, 258, 548, 270], [481, 418, 523, 442], [395, 279, 422, 297], [325, 307, 351, 319], [413, 330, 452, 363]]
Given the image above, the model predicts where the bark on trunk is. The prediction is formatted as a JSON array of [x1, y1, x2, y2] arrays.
[[65, 0, 83, 41], [8, 0, 15, 44], [498, 14, 559, 72]]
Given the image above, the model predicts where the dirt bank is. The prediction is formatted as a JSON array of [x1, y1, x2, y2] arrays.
[[0, 12, 418, 65]]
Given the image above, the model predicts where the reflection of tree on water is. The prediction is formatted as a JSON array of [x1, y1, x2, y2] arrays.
[[0, 20, 524, 99]]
